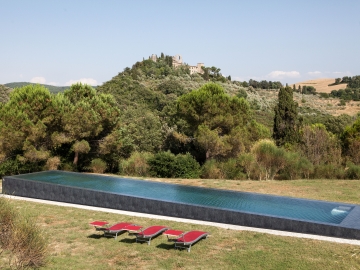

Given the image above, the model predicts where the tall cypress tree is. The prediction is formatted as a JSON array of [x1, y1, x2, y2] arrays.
[[273, 86, 299, 146]]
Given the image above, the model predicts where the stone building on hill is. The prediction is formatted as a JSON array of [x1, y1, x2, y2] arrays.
[[150, 54, 204, 75], [172, 54, 204, 75]]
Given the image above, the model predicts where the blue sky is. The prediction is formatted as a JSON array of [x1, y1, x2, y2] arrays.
[[1, 0, 359, 86]]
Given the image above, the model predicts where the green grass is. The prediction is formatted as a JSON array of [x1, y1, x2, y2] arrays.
[[2, 178, 360, 269]]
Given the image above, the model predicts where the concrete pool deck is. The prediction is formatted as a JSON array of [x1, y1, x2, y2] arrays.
[[2, 194, 360, 246]]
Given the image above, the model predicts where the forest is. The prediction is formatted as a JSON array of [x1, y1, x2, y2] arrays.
[[1, 53, 360, 180]]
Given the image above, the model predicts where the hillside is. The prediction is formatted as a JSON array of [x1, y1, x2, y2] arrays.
[[4, 82, 69, 93], [292, 78, 347, 93], [0, 84, 13, 103]]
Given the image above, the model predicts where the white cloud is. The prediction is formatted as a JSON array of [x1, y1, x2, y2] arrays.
[[47, 82, 59, 86], [65, 78, 98, 86], [267, 71, 300, 79], [30, 76, 46, 84]]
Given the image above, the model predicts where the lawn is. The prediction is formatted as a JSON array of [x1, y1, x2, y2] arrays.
[[1, 177, 360, 269]]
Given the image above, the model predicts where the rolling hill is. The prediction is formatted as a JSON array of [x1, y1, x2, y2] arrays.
[[4, 82, 70, 93], [292, 78, 348, 93]]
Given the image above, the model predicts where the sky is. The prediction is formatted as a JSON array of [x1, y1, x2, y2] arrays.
[[1, 0, 360, 86]]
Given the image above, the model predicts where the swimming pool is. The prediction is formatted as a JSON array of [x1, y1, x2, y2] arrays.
[[3, 170, 360, 239]]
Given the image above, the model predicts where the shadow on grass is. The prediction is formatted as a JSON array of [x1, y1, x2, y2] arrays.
[[87, 234, 103, 239], [156, 243, 175, 250], [119, 238, 137, 244]]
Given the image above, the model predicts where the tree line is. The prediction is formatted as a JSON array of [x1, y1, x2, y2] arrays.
[[1, 54, 360, 180]]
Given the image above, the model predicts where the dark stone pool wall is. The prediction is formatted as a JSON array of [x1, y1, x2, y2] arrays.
[[3, 175, 360, 240]]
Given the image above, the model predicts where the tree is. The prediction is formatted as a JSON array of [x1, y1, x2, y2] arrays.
[[120, 107, 165, 153], [341, 117, 360, 164], [55, 83, 122, 167], [176, 83, 252, 160], [300, 124, 342, 166], [273, 86, 299, 146], [0, 84, 59, 169], [0, 83, 125, 173]]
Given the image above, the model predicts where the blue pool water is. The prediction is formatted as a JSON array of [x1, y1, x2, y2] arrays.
[[12, 171, 353, 225]]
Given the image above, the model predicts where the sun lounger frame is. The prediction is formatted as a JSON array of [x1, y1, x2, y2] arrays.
[[174, 231, 208, 252], [102, 222, 134, 240], [135, 226, 169, 245]]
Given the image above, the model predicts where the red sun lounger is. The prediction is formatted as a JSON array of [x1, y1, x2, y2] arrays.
[[174, 230, 208, 252], [135, 225, 169, 245], [89, 221, 109, 231], [102, 222, 134, 240], [163, 229, 184, 241]]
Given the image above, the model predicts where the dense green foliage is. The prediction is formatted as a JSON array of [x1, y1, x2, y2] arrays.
[[329, 76, 360, 101], [273, 86, 299, 146], [248, 79, 283, 89], [148, 151, 200, 178], [330, 88, 360, 101], [300, 85, 316, 95], [0, 84, 13, 103], [1, 55, 360, 180]]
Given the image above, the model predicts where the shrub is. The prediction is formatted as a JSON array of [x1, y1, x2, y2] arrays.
[[201, 159, 224, 179], [61, 162, 75, 172], [173, 153, 200, 179], [0, 197, 17, 250], [119, 152, 153, 177], [338, 99, 346, 106], [217, 158, 246, 180], [148, 151, 176, 178], [312, 164, 345, 179], [279, 152, 313, 180], [45, 156, 61, 170], [345, 163, 360, 179], [238, 153, 260, 180], [0, 197, 48, 268], [89, 158, 107, 173], [251, 139, 288, 180], [319, 93, 329, 98], [0, 159, 20, 177], [10, 217, 48, 269]]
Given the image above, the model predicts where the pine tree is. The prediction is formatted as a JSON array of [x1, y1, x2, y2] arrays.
[[273, 86, 299, 146]]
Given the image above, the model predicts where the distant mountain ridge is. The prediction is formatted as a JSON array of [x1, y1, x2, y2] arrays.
[[4, 82, 70, 93]]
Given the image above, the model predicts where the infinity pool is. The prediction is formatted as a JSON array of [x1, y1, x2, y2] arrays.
[[6, 170, 353, 225]]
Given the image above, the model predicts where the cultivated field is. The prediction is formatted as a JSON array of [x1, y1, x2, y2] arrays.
[[293, 78, 348, 93]]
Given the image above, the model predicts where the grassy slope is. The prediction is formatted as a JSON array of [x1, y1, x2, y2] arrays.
[[2, 178, 360, 269], [293, 78, 348, 93]]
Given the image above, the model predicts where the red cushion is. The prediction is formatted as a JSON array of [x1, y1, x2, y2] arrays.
[[177, 231, 207, 243], [164, 229, 184, 236], [138, 225, 167, 236], [90, 221, 108, 226], [125, 225, 143, 231], [109, 222, 133, 231]]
